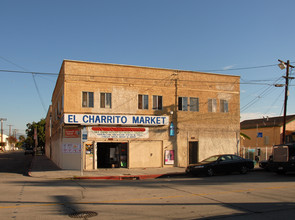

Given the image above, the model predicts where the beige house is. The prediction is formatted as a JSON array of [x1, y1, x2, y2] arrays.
[[240, 115, 295, 161], [45, 60, 240, 170]]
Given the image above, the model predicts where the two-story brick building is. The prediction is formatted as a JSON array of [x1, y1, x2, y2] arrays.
[[45, 60, 240, 170]]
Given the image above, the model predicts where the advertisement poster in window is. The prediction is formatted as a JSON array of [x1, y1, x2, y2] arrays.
[[165, 150, 174, 165]]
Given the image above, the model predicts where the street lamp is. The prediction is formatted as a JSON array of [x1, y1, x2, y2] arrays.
[[278, 61, 286, 70], [278, 59, 295, 144]]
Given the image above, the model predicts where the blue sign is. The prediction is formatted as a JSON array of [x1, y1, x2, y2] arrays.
[[169, 122, 175, 136], [82, 127, 88, 142], [64, 114, 169, 126], [257, 132, 263, 138]]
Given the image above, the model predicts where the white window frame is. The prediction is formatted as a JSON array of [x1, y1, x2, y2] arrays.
[[190, 97, 199, 112], [82, 91, 94, 108], [138, 94, 149, 110], [208, 98, 217, 112], [220, 99, 229, 113], [153, 95, 163, 110], [100, 92, 112, 109], [178, 97, 188, 111]]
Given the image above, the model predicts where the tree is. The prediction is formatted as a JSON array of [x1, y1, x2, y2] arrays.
[[26, 118, 46, 150], [7, 136, 17, 145], [15, 135, 25, 149], [240, 132, 251, 140]]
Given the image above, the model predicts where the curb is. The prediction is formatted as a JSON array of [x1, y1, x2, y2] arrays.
[[74, 174, 163, 180], [73, 172, 186, 180]]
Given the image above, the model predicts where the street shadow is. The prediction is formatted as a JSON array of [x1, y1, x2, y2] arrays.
[[0, 151, 33, 175], [0, 199, 294, 219], [30, 155, 61, 171], [52, 195, 83, 216], [7, 170, 295, 190]]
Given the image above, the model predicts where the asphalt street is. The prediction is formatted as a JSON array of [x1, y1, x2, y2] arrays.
[[1, 151, 295, 219]]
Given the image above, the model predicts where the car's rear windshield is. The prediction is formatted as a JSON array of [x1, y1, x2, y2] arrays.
[[202, 156, 219, 162]]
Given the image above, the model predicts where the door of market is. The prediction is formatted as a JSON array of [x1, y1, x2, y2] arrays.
[[97, 142, 128, 168]]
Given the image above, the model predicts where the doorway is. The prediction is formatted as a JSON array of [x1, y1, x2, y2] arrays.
[[189, 141, 199, 164], [97, 142, 128, 168]]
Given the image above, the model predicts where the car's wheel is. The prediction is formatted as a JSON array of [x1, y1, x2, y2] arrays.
[[207, 168, 214, 176], [240, 166, 248, 174]]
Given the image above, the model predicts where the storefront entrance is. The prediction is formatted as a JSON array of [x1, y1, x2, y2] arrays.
[[97, 142, 128, 168]]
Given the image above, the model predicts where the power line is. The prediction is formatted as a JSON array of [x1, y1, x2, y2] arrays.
[[197, 62, 295, 72], [1, 68, 294, 87], [264, 89, 285, 115], [240, 76, 284, 112], [0, 57, 50, 113], [32, 73, 47, 112], [1, 61, 293, 115], [1, 61, 294, 76], [0, 69, 58, 76]]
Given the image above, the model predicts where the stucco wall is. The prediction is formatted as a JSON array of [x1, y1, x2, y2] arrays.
[[241, 127, 281, 148], [62, 137, 82, 170], [129, 140, 162, 168]]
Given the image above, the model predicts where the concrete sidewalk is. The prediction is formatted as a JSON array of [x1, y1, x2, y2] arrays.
[[28, 155, 186, 180]]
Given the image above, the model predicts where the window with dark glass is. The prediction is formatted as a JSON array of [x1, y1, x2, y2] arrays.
[[100, 93, 112, 108], [178, 97, 188, 111], [82, 91, 94, 108], [138, 94, 149, 109], [153, 95, 162, 110]]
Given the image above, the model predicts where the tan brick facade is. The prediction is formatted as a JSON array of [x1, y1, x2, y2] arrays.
[[46, 60, 240, 170]]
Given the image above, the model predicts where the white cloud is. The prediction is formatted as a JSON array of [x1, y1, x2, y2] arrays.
[[223, 65, 235, 70]]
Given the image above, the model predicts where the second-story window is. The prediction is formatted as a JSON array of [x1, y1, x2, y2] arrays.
[[208, 98, 217, 112], [153, 95, 163, 110], [101, 92, 112, 108], [138, 94, 149, 109], [220, 99, 229, 113], [82, 91, 94, 108], [190, 97, 199, 112], [178, 97, 188, 111]]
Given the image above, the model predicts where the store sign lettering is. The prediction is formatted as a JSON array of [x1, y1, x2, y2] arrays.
[[64, 114, 169, 126]]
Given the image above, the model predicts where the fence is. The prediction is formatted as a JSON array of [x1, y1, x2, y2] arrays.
[[240, 147, 272, 163]]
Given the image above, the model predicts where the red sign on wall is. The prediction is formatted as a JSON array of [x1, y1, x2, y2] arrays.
[[64, 128, 80, 138]]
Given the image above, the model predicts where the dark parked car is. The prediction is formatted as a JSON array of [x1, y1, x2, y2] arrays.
[[24, 148, 34, 155], [259, 155, 272, 171], [186, 154, 254, 176]]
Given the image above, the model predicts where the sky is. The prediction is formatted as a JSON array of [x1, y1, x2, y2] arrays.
[[1, 0, 295, 136]]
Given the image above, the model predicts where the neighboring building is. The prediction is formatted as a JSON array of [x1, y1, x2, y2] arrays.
[[240, 115, 295, 161], [45, 60, 240, 170], [0, 134, 13, 151]]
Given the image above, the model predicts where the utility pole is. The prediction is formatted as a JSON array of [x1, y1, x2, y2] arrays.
[[0, 118, 7, 148], [13, 129, 17, 139], [278, 60, 295, 144], [8, 125, 13, 136]]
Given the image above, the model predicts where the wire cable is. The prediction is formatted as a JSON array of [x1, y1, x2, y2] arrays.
[[0, 56, 48, 113]]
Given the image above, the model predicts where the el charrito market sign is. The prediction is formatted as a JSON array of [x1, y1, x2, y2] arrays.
[[64, 114, 169, 126]]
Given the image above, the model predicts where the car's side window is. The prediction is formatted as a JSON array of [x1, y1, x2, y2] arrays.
[[232, 155, 242, 160], [220, 156, 232, 161]]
